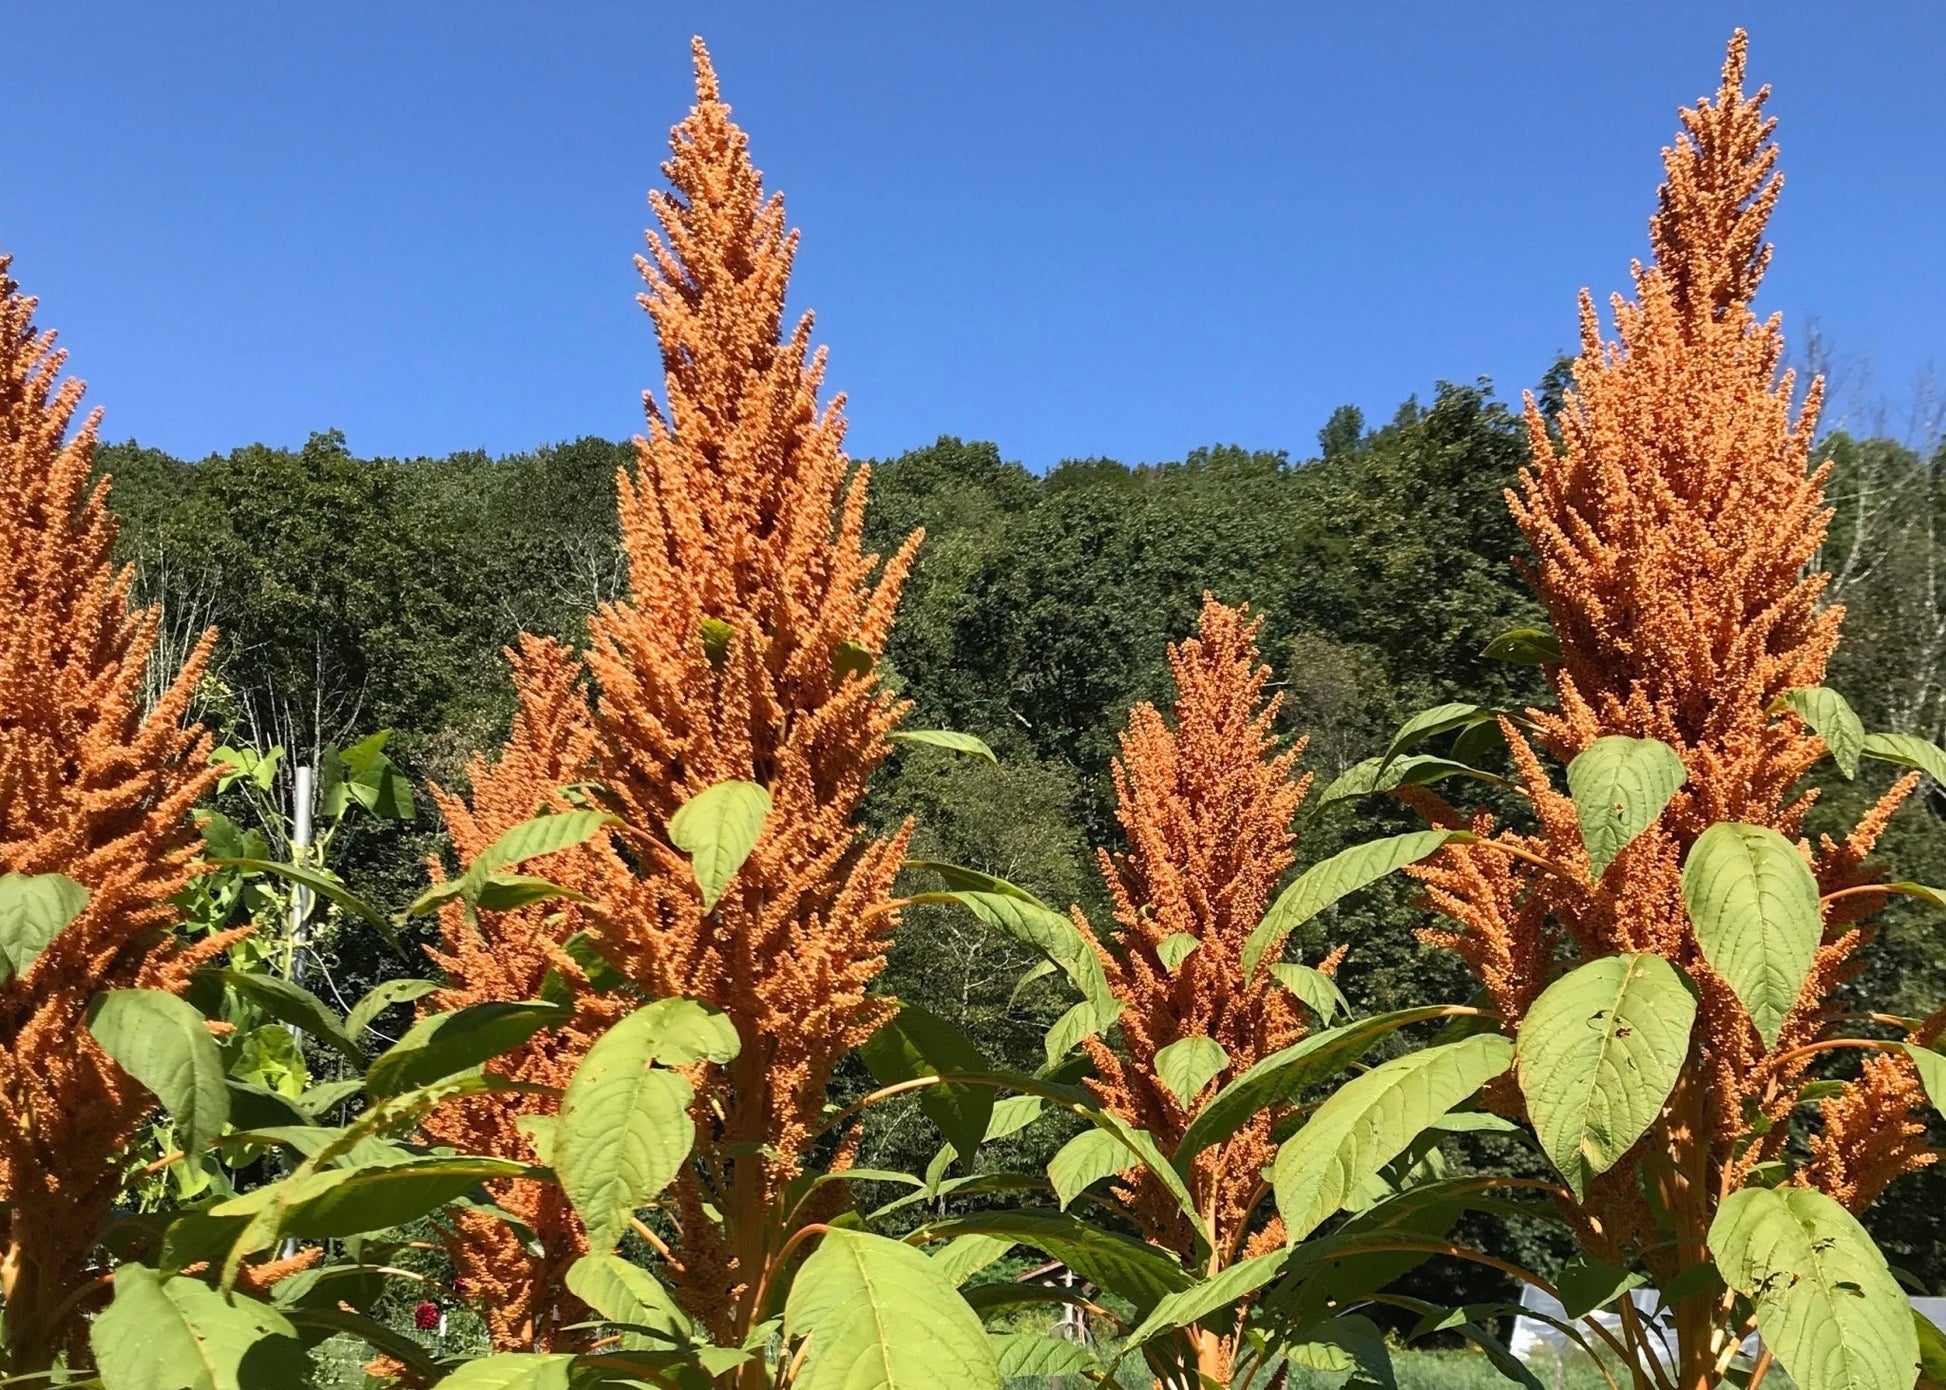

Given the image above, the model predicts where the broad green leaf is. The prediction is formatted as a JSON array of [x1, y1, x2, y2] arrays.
[[556, 1004, 718, 1250], [783, 1228, 1000, 1390], [1901, 1044, 1946, 1121], [434, 1354, 578, 1390], [1287, 1314, 1401, 1390], [989, 1332, 1098, 1378], [1157, 932, 1199, 971], [1153, 1035, 1228, 1108], [1242, 831, 1461, 981], [1556, 1252, 1647, 1320], [1514, 953, 1696, 1198], [1710, 1186, 1919, 1390], [667, 780, 771, 911], [1315, 754, 1505, 812], [1047, 1128, 1130, 1210], [474, 872, 594, 913], [0, 871, 85, 984], [213, 1155, 534, 1241], [209, 857, 399, 950], [860, 1005, 994, 1165], [346, 977, 438, 1040], [1273, 1033, 1514, 1243], [88, 989, 229, 1154], [911, 890, 1120, 1036], [91, 1265, 308, 1390], [567, 1253, 693, 1348], [1270, 962, 1352, 1022], [1682, 822, 1823, 1047], [1781, 688, 1867, 779], [1862, 732, 1946, 786], [914, 1211, 1191, 1319], [1119, 1248, 1289, 1351], [366, 1000, 570, 1098], [475, 808, 620, 876], [931, 1234, 1014, 1288], [904, 860, 1045, 904], [1176, 1005, 1464, 1172], [1482, 627, 1562, 665], [1566, 736, 1686, 878], [1377, 702, 1497, 772], [889, 729, 999, 763], [203, 968, 361, 1063]]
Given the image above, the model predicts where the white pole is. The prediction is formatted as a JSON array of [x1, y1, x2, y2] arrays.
[[289, 764, 314, 988]]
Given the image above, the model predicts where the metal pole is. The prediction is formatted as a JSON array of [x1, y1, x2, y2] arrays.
[[289, 764, 314, 988]]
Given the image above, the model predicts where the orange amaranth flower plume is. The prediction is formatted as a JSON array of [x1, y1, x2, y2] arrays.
[[1078, 597, 1329, 1382], [420, 634, 622, 1351], [0, 256, 227, 1372], [442, 41, 921, 1343], [1410, 32, 1930, 1277]]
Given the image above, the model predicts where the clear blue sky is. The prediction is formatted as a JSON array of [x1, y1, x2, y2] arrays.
[[3, 3, 1939, 469]]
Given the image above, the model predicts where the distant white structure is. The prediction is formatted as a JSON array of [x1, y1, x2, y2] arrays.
[[1511, 1286, 1946, 1377]]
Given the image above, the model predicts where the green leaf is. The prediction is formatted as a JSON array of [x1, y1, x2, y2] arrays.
[[1270, 962, 1352, 1022], [91, 1265, 308, 1390], [783, 1228, 1001, 1390], [1682, 822, 1823, 1047], [904, 860, 1045, 904], [1047, 1129, 1130, 1210], [567, 1253, 693, 1348], [475, 808, 620, 876], [365, 999, 570, 1099], [209, 857, 400, 951], [203, 968, 362, 1063], [913, 1211, 1191, 1319], [1900, 1044, 1946, 1121], [860, 1005, 994, 1165], [833, 639, 876, 682], [667, 780, 772, 912], [1288, 1314, 1402, 1390], [1119, 1248, 1289, 1355], [434, 1354, 579, 1390], [889, 729, 999, 763], [213, 1155, 535, 1240], [910, 890, 1120, 1038], [931, 1234, 1014, 1288], [0, 871, 86, 984], [474, 873, 594, 913], [1273, 1033, 1514, 1243], [1781, 688, 1867, 779], [1377, 702, 1497, 770], [1315, 754, 1506, 812], [1156, 933, 1199, 972], [1566, 736, 1687, 878], [1242, 831, 1461, 982], [87, 989, 229, 1154], [1514, 953, 1696, 1198], [1556, 1252, 1647, 1320], [700, 617, 735, 668], [1176, 1005, 1464, 1172], [1862, 732, 1946, 786], [1153, 1035, 1228, 1108], [1482, 627, 1562, 665], [324, 730, 417, 821], [989, 1332, 1099, 1378], [1710, 1186, 1920, 1390], [556, 1002, 732, 1250], [346, 977, 438, 1040]]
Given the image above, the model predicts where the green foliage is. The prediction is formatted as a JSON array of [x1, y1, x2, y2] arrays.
[[1514, 953, 1696, 1198], [88, 989, 231, 1155], [1711, 1186, 1919, 1390], [666, 781, 773, 912], [92, 1265, 308, 1390], [1681, 822, 1825, 1047], [1564, 736, 1686, 878], [0, 870, 85, 984]]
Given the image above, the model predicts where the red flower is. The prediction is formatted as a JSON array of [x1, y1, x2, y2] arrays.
[[413, 1301, 440, 1331]]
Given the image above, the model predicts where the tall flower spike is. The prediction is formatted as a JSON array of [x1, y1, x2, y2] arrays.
[[1410, 31, 1929, 1339], [0, 256, 226, 1373], [568, 39, 921, 1340], [420, 634, 620, 1352], [1078, 597, 1325, 1386]]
